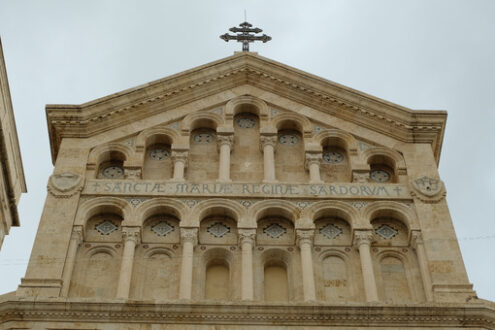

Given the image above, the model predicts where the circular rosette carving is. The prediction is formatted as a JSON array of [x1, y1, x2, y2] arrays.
[[410, 176, 446, 203], [48, 172, 84, 198]]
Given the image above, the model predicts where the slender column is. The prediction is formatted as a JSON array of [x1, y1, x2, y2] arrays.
[[260, 135, 277, 182], [116, 227, 140, 299], [305, 153, 323, 183], [355, 230, 378, 302], [296, 229, 316, 301], [179, 228, 198, 299], [412, 231, 434, 302], [60, 226, 83, 297], [217, 135, 234, 182], [171, 150, 188, 181], [238, 229, 256, 300]]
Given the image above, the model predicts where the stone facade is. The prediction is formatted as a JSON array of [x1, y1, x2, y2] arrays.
[[0, 38, 26, 251], [1, 52, 494, 329]]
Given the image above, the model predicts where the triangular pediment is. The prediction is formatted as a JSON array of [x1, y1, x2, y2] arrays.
[[46, 52, 446, 163]]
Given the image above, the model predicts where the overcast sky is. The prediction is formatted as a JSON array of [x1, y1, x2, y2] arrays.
[[0, 0, 494, 302]]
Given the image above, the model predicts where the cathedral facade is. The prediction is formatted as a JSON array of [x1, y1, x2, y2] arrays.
[[1, 52, 494, 329]]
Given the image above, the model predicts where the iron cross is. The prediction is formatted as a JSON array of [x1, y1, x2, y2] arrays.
[[220, 22, 271, 52]]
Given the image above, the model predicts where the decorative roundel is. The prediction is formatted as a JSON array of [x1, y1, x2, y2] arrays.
[[323, 151, 345, 164], [278, 133, 300, 145], [149, 147, 170, 161], [370, 169, 391, 183], [235, 117, 256, 128], [193, 132, 215, 144], [102, 165, 124, 179]]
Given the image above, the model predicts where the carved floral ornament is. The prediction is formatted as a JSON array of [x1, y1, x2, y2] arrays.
[[410, 176, 446, 203], [48, 172, 84, 198]]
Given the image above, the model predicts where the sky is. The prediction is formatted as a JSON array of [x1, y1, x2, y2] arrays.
[[0, 0, 494, 301]]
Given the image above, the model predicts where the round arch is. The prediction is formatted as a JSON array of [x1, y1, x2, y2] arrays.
[[271, 112, 312, 137], [87, 143, 134, 167], [225, 95, 269, 119], [133, 198, 187, 226], [75, 196, 131, 228], [362, 201, 419, 231], [248, 199, 300, 227], [302, 200, 361, 229], [187, 199, 245, 227], [135, 127, 181, 151], [180, 111, 225, 135], [314, 129, 358, 154]]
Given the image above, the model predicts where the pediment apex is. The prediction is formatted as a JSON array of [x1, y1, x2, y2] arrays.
[[46, 52, 447, 164]]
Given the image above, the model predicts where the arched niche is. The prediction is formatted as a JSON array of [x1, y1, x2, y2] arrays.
[[274, 119, 308, 183], [201, 248, 233, 301], [377, 253, 412, 303], [231, 111, 263, 182], [371, 217, 409, 246], [319, 135, 352, 182], [85, 213, 123, 243], [314, 217, 352, 246], [142, 214, 180, 244], [130, 248, 177, 300], [261, 248, 291, 302], [363, 147, 406, 184], [69, 247, 119, 299], [225, 95, 269, 121], [142, 134, 173, 180], [257, 215, 295, 246], [87, 143, 133, 179], [320, 252, 351, 302], [188, 119, 219, 181]]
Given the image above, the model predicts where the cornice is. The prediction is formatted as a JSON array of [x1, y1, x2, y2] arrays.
[[46, 52, 447, 164], [0, 299, 493, 327]]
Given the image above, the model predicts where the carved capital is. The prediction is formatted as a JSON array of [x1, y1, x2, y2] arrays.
[[411, 231, 424, 248], [296, 229, 315, 247], [217, 134, 234, 148], [352, 171, 369, 183], [122, 227, 141, 244], [124, 168, 142, 180], [238, 228, 256, 246], [410, 176, 446, 203], [171, 150, 189, 167], [70, 226, 83, 244], [354, 230, 374, 247], [259, 135, 277, 151], [305, 152, 322, 169], [180, 228, 198, 246], [47, 172, 84, 198]]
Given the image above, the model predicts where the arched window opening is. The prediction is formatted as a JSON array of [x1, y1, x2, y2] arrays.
[[368, 155, 396, 183], [320, 136, 351, 182], [143, 134, 173, 180], [97, 150, 126, 179]]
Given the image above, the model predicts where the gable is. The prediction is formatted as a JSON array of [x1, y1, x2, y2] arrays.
[[46, 52, 447, 164]]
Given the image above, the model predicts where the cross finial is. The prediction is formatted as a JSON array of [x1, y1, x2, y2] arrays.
[[220, 21, 272, 52]]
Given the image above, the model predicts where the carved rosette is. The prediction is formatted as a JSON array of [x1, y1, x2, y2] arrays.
[[259, 135, 277, 151], [122, 227, 141, 244], [354, 230, 374, 247], [47, 172, 84, 198], [296, 229, 315, 247], [171, 150, 189, 167], [304, 153, 322, 170], [238, 228, 256, 246], [410, 176, 446, 203], [180, 228, 198, 246]]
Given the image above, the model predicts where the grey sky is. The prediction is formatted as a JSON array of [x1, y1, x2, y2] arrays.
[[0, 0, 494, 301]]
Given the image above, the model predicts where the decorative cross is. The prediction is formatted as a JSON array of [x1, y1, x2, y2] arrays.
[[220, 21, 271, 52]]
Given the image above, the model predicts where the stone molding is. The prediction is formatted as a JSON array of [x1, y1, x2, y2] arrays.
[[47, 172, 84, 198], [259, 135, 277, 150], [353, 230, 374, 247], [171, 150, 189, 168], [304, 152, 322, 170], [0, 299, 493, 328], [216, 134, 234, 149], [122, 227, 141, 244], [238, 228, 256, 246], [296, 229, 315, 247]]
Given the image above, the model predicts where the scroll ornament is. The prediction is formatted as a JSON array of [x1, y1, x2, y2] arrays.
[[48, 172, 84, 198], [410, 176, 446, 203]]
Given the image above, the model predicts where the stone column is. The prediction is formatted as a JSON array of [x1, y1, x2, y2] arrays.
[[355, 230, 379, 302], [171, 150, 188, 181], [116, 227, 140, 299], [412, 231, 434, 302], [179, 228, 198, 300], [305, 153, 323, 183], [260, 135, 277, 182], [217, 135, 234, 182], [296, 229, 316, 301], [238, 229, 256, 301], [60, 226, 83, 297]]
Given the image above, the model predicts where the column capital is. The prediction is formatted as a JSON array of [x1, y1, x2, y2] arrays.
[[411, 231, 424, 247], [171, 150, 189, 166], [238, 228, 256, 246], [217, 134, 234, 148], [354, 230, 374, 247], [122, 227, 141, 244], [305, 152, 322, 169], [296, 229, 315, 247], [259, 135, 277, 150], [71, 226, 83, 244], [180, 227, 198, 246]]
